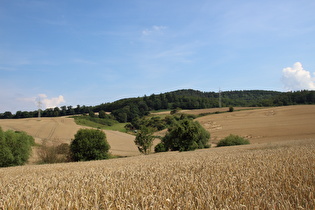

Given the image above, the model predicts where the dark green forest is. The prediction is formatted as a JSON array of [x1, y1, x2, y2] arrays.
[[1, 89, 315, 122]]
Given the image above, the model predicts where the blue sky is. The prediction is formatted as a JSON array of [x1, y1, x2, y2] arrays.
[[1, 0, 315, 113]]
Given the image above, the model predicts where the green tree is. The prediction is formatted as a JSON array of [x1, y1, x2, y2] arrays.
[[3, 111, 13, 119], [160, 118, 210, 152], [154, 142, 166, 153], [99, 110, 106, 119], [0, 127, 34, 167], [134, 126, 155, 155], [89, 111, 95, 118], [0, 127, 14, 167], [70, 129, 110, 161]]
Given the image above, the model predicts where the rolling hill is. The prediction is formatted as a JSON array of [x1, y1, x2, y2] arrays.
[[0, 105, 314, 161]]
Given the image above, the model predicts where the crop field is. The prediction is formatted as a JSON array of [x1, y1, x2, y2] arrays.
[[0, 105, 315, 162], [197, 105, 315, 144], [0, 117, 140, 158], [0, 139, 314, 209]]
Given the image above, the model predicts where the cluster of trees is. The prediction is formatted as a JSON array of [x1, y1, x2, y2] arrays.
[[260, 90, 315, 106], [1, 89, 315, 123], [0, 105, 93, 119], [154, 118, 210, 152], [125, 113, 196, 133], [0, 127, 35, 167]]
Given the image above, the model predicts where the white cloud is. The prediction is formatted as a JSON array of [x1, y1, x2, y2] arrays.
[[17, 94, 66, 110], [282, 62, 315, 91], [142, 25, 167, 36], [38, 94, 66, 109]]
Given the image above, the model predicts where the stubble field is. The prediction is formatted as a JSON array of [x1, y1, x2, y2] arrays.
[[196, 105, 315, 143], [0, 117, 140, 158]]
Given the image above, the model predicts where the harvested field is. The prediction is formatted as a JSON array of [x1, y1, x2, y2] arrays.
[[0, 139, 314, 209], [0, 117, 140, 158], [151, 107, 256, 116], [197, 105, 315, 144], [1, 105, 314, 160]]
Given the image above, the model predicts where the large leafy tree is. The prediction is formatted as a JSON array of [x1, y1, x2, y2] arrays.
[[0, 127, 35, 167], [160, 118, 210, 152], [70, 129, 110, 161], [134, 126, 155, 155]]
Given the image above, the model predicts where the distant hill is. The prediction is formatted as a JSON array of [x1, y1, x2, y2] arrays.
[[1, 89, 315, 122]]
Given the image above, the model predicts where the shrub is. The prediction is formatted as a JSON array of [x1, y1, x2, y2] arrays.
[[170, 107, 181, 115], [217, 134, 249, 147], [0, 127, 35, 167], [38, 143, 70, 164], [229, 106, 234, 112], [162, 118, 210, 152], [154, 142, 167, 153], [70, 129, 110, 161]]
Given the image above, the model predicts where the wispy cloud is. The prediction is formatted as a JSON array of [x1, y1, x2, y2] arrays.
[[282, 62, 315, 91], [142, 25, 167, 36]]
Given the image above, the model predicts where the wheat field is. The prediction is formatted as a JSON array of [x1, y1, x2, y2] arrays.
[[1, 139, 314, 209]]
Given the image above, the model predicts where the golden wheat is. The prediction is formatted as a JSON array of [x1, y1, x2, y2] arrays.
[[0, 139, 314, 209]]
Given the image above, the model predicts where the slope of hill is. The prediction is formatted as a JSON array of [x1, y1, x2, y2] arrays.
[[0, 117, 140, 158], [1, 105, 314, 162], [196, 105, 315, 143], [2, 89, 314, 124]]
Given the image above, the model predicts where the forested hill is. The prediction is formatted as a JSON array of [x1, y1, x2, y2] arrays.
[[93, 89, 314, 122], [95, 89, 282, 113], [1, 89, 315, 122]]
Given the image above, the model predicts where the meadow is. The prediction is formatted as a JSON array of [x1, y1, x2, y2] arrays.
[[0, 139, 314, 209]]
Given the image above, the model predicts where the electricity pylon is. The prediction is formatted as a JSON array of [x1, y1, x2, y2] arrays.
[[36, 97, 42, 120]]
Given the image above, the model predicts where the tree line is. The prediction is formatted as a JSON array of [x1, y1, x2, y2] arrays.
[[1, 89, 315, 122]]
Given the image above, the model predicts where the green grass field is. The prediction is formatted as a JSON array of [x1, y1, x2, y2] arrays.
[[71, 116, 127, 132]]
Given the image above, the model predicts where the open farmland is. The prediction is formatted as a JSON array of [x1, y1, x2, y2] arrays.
[[196, 105, 315, 144], [1, 105, 315, 160], [0, 117, 140, 157], [0, 139, 314, 209]]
